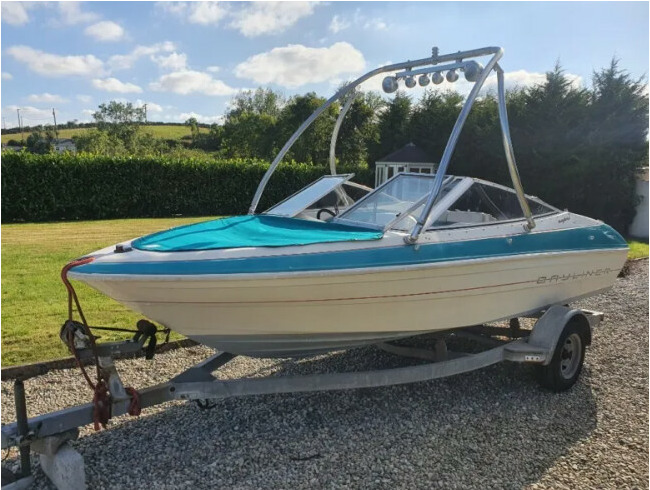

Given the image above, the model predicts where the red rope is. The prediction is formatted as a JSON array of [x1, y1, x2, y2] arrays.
[[61, 256, 144, 430], [92, 381, 111, 430], [62, 257, 113, 430], [125, 387, 142, 416], [62, 257, 143, 428]]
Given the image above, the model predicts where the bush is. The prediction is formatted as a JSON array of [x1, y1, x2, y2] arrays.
[[0, 153, 373, 222]]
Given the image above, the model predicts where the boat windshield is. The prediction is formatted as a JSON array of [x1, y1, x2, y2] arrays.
[[336, 174, 460, 229]]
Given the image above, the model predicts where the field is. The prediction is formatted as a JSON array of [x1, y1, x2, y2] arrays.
[[1, 124, 197, 144], [1, 216, 217, 365], [1, 218, 647, 366]]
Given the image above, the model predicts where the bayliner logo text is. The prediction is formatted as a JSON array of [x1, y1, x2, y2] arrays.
[[537, 268, 614, 284]]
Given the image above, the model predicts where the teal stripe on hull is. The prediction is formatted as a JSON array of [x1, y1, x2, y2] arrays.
[[74, 225, 627, 276]]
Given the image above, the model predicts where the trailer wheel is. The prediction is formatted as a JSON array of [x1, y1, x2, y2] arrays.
[[537, 319, 588, 392]]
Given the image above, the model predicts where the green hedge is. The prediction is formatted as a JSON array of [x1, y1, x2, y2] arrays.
[[1, 152, 374, 222]]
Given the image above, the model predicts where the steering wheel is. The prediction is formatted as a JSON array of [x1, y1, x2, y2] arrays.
[[317, 208, 337, 220]]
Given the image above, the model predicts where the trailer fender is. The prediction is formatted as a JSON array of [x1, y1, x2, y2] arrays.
[[527, 305, 593, 366]]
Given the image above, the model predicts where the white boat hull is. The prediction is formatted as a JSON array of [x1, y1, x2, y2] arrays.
[[77, 247, 626, 357]]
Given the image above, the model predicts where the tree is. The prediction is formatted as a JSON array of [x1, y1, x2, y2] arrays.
[[92, 101, 146, 151], [409, 90, 463, 164], [336, 92, 383, 165], [221, 112, 278, 159], [25, 126, 55, 154], [370, 91, 412, 162], [220, 89, 284, 159], [276, 92, 339, 164], [581, 59, 649, 230], [185, 117, 200, 145], [75, 101, 166, 155], [74, 129, 126, 155], [226, 88, 284, 120], [589, 58, 648, 149]]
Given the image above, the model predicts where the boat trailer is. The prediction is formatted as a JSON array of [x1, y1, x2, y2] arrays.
[[1, 305, 602, 490]]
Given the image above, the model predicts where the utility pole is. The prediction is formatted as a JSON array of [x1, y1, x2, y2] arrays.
[[52, 108, 59, 140], [2, 116, 6, 130], [143, 103, 147, 124], [17, 108, 23, 144]]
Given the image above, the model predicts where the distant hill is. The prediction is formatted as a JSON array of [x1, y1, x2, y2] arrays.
[[1, 124, 202, 145]]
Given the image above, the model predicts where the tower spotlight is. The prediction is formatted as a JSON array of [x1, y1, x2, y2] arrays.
[[464, 61, 484, 82], [405, 76, 417, 88], [431, 72, 444, 84], [382, 76, 399, 93], [446, 70, 459, 83], [418, 74, 430, 87]]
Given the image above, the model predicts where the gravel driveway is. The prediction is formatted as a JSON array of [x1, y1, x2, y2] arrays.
[[2, 260, 648, 489]]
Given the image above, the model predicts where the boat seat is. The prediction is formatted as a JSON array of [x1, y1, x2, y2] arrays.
[[440, 210, 498, 225]]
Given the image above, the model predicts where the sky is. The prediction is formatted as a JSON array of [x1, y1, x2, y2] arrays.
[[1, 1, 648, 129]]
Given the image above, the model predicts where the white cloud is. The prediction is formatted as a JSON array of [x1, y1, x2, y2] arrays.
[[108, 42, 176, 71], [157, 2, 187, 16], [58, 2, 99, 25], [188, 1, 228, 24], [84, 21, 125, 42], [27, 93, 68, 104], [164, 112, 224, 124], [206, 66, 220, 73], [160, 2, 317, 35], [135, 100, 163, 113], [2, 2, 31, 25], [234, 42, 365, 88], [364, 18, 387, 31], [329, 10, 388, 35], [152, 52, 187, 71], [77, 95, 92, 103], [81, 109, 95, 116], [230, 2, 318, 37], [6, 45, 104, 77], [4, 105, 52, 120], [2, 72, 13, 80], [150, 70, 238, 96], [329, 15, 350, 34], [160, 1, 228, 25], [92, 77, 143, 93]]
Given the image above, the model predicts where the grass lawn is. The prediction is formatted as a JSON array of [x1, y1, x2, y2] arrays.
[[1, 124, 195, 145], [627, 240, 649, 260], [1, 216, 217, 366]]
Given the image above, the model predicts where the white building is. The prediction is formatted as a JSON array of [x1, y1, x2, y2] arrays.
[[629, 167, 648, 239], [53, 138, 76, 153], [375, 143, 436, 187]]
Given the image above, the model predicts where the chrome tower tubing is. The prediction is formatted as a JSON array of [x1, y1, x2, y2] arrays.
[[496, 65, 535, 230], [406, 47, 504, 244], [248, 46, 503, 214], [329, 92, 357, 176]]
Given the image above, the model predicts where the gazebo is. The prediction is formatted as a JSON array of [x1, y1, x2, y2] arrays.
[[374, 142, 437, 187]]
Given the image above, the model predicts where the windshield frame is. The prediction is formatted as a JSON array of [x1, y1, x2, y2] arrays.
[[423, 177, 561, 230], [335, 173, 561, 233], [264, 174, 355, 217], [334, 172, 445, 231]]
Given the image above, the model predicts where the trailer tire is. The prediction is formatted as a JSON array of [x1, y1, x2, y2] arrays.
[[537, 319, 588, 392]]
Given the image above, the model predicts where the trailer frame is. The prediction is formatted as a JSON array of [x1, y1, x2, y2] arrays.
[[1, 305, 603, 490]]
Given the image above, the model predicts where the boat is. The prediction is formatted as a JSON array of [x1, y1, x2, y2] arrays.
[[66, 46, 628, 358]]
